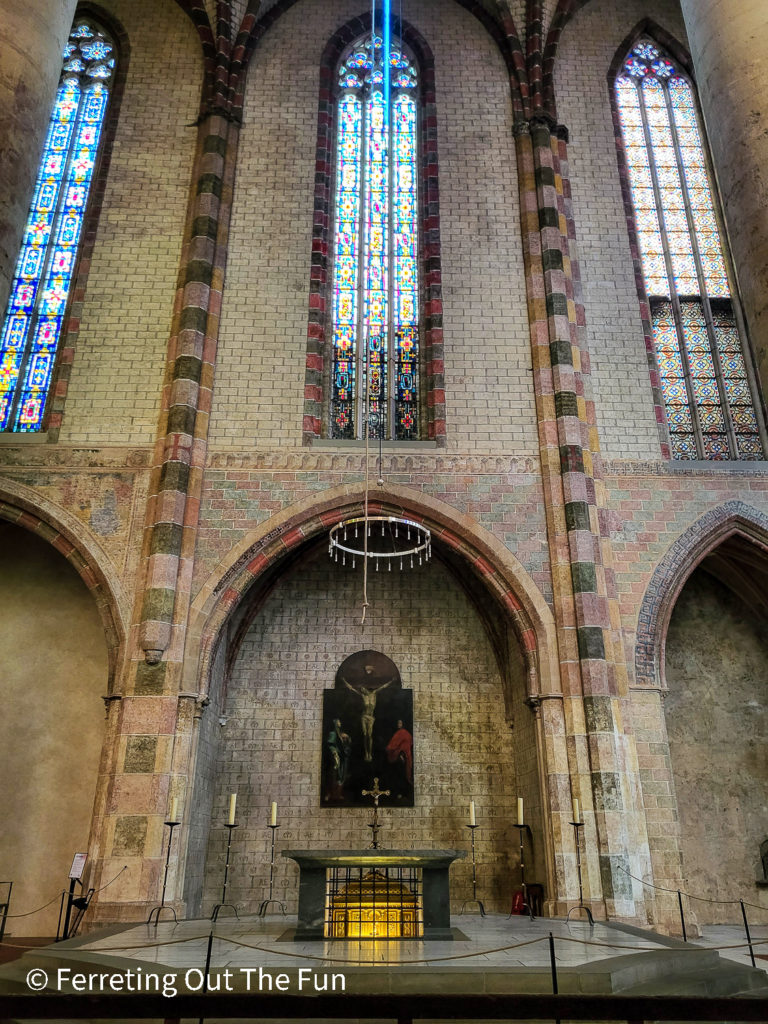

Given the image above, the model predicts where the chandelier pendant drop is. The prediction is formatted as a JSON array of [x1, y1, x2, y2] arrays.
[[329, 0, 431, 622]]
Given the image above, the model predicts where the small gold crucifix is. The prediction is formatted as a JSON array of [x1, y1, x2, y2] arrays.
[[362, 777, 390, 849]]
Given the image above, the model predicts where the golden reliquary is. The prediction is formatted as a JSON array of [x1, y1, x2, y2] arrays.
[[327, 869, 423, 939]]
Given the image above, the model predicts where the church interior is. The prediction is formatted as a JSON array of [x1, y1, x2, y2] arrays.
[[1, 0, 768, 1013]]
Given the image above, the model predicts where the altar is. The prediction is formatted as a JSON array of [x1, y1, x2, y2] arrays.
[[282, 849, 465, 941]]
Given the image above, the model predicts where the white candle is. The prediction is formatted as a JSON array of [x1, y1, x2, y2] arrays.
[[170, 796, 178, 822], [517, 797, 524, 826], [228, 793, 237, 825], [270, 801, 278, 826], [572, 797, 580, 823], [469, 800, 476, 826]]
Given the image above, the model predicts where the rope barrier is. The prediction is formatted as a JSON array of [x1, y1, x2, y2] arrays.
[[59, 931, 552, 965], [4, 892, 65, 920], [54, 923, 768, 969], [615, 862, 768, 912], [3, 866, 127, 920]]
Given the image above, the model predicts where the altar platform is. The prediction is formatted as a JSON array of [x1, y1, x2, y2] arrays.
[[2, 911, 768, 1010]]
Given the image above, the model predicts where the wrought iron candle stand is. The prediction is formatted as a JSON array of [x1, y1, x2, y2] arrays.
[[460, 823, 486, 916], [567, 819, 594, 926], [211, 823, 239, 922], [509, 823, 535, 921], [146, 819, 180, 926], [258, 824, 286, 917]]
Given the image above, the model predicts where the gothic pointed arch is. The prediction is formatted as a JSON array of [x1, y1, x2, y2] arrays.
[[183, 483, 559, 703], [0, 478, 127, 691], [635, 500, 768, 689]]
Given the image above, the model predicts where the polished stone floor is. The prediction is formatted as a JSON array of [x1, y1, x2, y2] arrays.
[[58, 911, 768, 992]]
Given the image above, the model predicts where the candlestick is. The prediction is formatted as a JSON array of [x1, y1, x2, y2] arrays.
[[460, 824, 485, 917], [257, 822, 286, 917], [509, 822, 535, 921], [146, 820, 181, 926], [211, 823, 239, 922], [566, 819, 594, 926], [517, 797, 524, 826], [228, 793, 237, 826], [270, 801, 278, 827]]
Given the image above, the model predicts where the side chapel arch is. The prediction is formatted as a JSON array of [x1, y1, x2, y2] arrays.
[[181, 484, 562, 914], [635, 500, 768, 690], [0, 478, 126, 933], [0, 477, 127, 691]]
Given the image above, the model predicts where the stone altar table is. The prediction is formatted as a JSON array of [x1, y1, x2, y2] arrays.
[[282, 849, 465, 941]]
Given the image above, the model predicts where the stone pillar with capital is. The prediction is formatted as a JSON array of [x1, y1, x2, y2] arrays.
[[680, 0, 768, 399], [0, 0, 78, 314]]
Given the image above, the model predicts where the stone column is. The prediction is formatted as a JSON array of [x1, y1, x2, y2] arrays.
[[680, 0, 768, 397], [0, 0, 77, 314]]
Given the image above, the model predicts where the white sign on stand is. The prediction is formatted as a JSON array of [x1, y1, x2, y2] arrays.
[[69, 853, 88, 880]]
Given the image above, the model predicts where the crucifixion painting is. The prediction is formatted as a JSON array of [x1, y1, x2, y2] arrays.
[[321, 649, 414, 808]]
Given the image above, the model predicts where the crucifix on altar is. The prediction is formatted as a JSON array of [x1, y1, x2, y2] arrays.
[[362, 777, 390, 849]]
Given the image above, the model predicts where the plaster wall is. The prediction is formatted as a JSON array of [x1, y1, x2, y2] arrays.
[[197, 546, 536, 915], [664, 567, 768, 923], [0, 522, 108, 937], [555, 0, 688, 460], [210, 0, 536, 453]]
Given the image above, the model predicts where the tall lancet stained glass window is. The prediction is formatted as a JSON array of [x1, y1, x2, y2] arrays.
[[330, 35, 420, 440], [616, 40, 763, 460], [0, 19, 116, 432]]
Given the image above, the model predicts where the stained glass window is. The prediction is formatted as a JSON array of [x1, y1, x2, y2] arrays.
[[330, 35, 420, 440], [0, 19, 116, 432], [615, 39, 763, 460]]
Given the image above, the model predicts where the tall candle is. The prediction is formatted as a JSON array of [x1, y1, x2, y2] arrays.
[[270, 801, 278, 826], [517, 797, 524, 826], [228, 793, 237, 825], [170, 796, 178, 822], [572, 797, 580, 823], [469, 800, 476, 826]]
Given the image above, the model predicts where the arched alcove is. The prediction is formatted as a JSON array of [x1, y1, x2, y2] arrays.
[[184, 536, 544, 917], [664, 535, 768, 922], [0, 521, 109, 936]]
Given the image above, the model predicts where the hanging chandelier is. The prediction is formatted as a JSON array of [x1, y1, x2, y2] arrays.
[[329, 515, 431, 572]]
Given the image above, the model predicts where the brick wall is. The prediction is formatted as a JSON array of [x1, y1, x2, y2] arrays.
[[196, 546, 533, 914], [210, 0, 536, 453], [58, 0, 201, 447], [555, 0, 688, 460]]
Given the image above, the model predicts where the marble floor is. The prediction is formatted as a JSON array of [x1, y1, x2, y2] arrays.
[[73, 911, 668, 968], [56, 911, 768, 991]]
